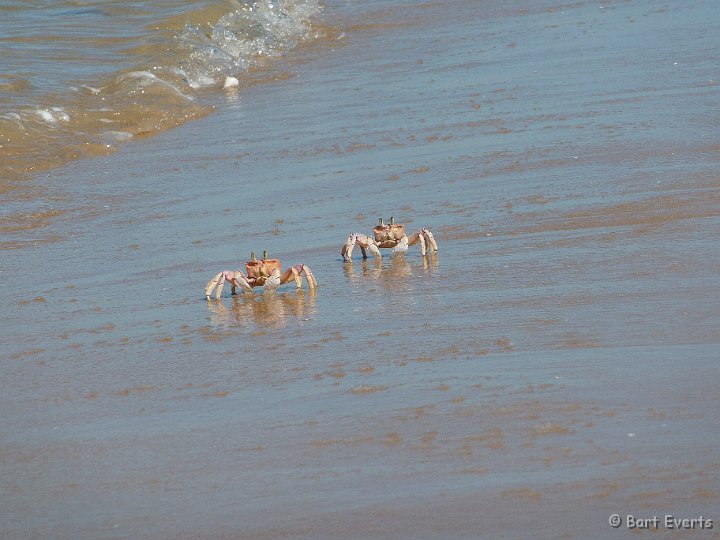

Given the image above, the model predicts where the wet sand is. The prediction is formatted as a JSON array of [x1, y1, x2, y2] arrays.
[[1, 0, 719, 538]]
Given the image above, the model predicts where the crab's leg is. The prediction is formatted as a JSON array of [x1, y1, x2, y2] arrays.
[[276, 265, 318, 289], [302, 265, 318, 289], [230, 271, 254, 293], [205, 272, 226, 300], [343, 233, 382, 261], [422, 229, 438, 252], [278, 266, 303, 288], [407, 229, 438, 255], [342, 233, 357, 261], [205, 272, 221, 299]]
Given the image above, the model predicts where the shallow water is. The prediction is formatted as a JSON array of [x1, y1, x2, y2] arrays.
[[1, 0, 719, 538], [0, 0, 326, 185]]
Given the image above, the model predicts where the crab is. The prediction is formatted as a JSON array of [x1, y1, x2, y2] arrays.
[[205, 251, 317, 300], [341, 217, 438, 261]]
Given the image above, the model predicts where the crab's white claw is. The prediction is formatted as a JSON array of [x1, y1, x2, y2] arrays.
[[342, 234, 356, 261], [264, 268, 282, 291], [392, 235, 409, 254], [205, 272, 225, 300]]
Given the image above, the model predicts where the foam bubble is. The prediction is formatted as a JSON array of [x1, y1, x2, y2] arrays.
[[36, 109, 69, 123], [51, 108, 70, 122]]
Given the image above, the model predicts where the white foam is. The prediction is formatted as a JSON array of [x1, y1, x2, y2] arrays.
[[80, 84, 101, 94], [176, 0, 322, 90], [37, 109, 61, 123], [51, 108, 70, 122], [35, 108, 70, 124], [109, 131, 133, 141], [187, 74, 215, 89], [123, 71, 158, 80], [154, 77, 193, 99], [1, 113, 25, 130], [117, 70, 194, 100]]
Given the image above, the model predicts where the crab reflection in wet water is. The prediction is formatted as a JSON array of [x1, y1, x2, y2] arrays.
[[207, 288, 318, 329], [343, 251, 439, 287]]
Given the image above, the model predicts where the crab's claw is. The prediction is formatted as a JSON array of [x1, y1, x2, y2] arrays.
[[392, 235, 410, 254], [264, 268, 282, 291]]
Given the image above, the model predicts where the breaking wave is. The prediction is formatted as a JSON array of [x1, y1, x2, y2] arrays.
[[0, 0, 327, 184]]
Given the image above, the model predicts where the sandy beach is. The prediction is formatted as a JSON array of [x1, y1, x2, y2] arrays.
[[1, 0, 719, 538]]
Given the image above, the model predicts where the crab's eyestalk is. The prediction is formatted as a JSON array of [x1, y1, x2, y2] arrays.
[[263, 250, 268, 261], [378, 217, 384, 227], [250, 251, 257, 262], [390, 216, 395, 225]]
